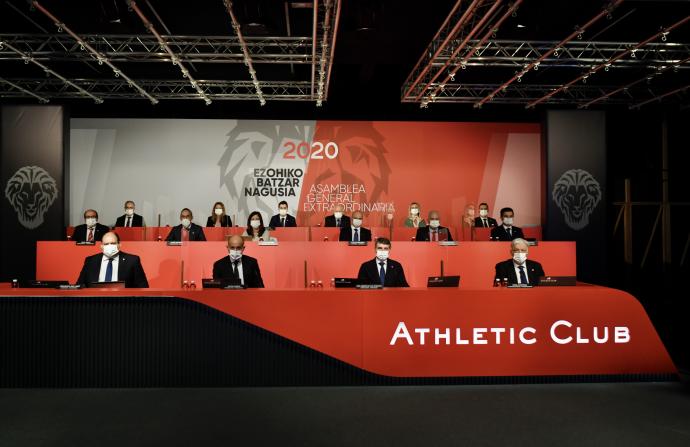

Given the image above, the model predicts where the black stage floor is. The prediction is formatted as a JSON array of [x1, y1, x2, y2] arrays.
[[2, 382, 690, 447]]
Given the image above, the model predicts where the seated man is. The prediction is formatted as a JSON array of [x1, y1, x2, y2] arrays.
[[213, 235, 264, 288], [494, 238, 544, 286], [324, 204, 350, 228], [474, 202, 498, 228], [76, 231, 149, 287], [269, 200, 297, 228], [115, 200, 144, 227], [166, 208, 206, 242], [339, 211, 372, 242], [415, 210, 453, 241], [72, 209, 110, 242], [357, 237, 409, 287], [490, 207, 525, 241]]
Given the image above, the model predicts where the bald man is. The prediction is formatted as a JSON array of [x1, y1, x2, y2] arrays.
[[213, 235, 264, 288], [77, 232, 149, 288], [324, 204, 351, 228], [339, 211, 372, 242], [415, 210, 454, 241]]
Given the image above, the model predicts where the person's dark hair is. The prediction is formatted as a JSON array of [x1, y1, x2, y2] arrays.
[[375, 237, 391, 248], [180, 208, 193, 218], [212, 202, 226, 217], [278, 200, 288, 208], [247, 211, 266, 237], [479, 202, 488, 208], [500, 207, 514, 217]]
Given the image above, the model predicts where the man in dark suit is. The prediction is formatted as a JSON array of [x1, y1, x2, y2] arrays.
[[115, 200, 144, 227], [415, 210, 453, 241], [268, 200, 297, 228], [474, 202, 498, 228], [490, 207, 525, 241], [494, 238, 544, 286], [357, 237, 409, 287], [339, 211, 372, 242], [72, 209, 110, 242], [324, 204, 351, 228], [213, 235, 264, 288], [76, 232, 149, 288], [166, 208, 206, 242]]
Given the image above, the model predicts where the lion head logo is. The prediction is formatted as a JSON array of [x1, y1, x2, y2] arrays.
[[4, 165, 58, 229], [552, 169, 602, 230]]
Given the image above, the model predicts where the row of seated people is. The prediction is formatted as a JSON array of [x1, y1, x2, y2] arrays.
[[76, 232, 545, 289], [73, 201, 527, 243]]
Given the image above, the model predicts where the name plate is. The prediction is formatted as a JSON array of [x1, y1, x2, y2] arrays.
[[438, 241, 458, 246], [58, 284, 83, 290], [166, 241, 182, 246], [222, 285, 246, 290], [507, 284, 533, 288], [348, 241, 368, 246], [258, 240, 278, 246], [75, 241, 95, 246], [356, 284, 383, 289]]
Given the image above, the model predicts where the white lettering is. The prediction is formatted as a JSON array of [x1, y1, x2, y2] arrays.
[[519, 327, 537, 344], [615, 326, 630, 343], [415, 328, 430, 345], [473, 328, 488, 345], [390, 322, 413, 345], [550, 320, 573, 344], [435, 328, 450, 345]]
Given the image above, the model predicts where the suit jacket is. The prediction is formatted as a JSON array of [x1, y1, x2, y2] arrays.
[[206, 215, 233, 227], [494, 259, 544, 286], [324, 214, 351, 228], [490, 225, 525, 241], [115, 213, 144, 228], [474, 216, 498, 228], [357, 258, 409, 287], [72, 223, 110, 242], [76, 251, 149, 288], [415, 226, 454, 241], [166, 223, 207, 241], [213, 255, 264, 288], [269, 214, 297, 228], [339, 226, 372, 242]]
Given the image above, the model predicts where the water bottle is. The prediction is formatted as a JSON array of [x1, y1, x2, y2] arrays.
[[317, 280, 323, 288], [11, 279, 18, 288], [182, 280, 189, 289], [502, 277, 509, 287], [493, 278, 500, 288], [190, 280, 196, 290], [309, 280, 316, 288], [330, 278, 335, 288]]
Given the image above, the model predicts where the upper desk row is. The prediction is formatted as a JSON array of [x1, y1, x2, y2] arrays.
[[65, 226, 543, 242]]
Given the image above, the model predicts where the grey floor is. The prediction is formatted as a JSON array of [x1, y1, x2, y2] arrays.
[[1, 383, 690, 447]]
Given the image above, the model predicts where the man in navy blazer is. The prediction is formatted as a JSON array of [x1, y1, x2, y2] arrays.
[[324, 204, 351, 228], [494, 238, 544, 286], [490, 207, 525, 241], [474, 202, 498, 228], [213, 235, 264, 288], [415, 210, 453, 241], [268, 200, 297, 228], [339, 211, 372, 242], [76, 232, 149, 288], [166, 208, 206, 242], [72, 209, 110, 242], [357, 237, 409, 287], [114, 200, 144, 228]]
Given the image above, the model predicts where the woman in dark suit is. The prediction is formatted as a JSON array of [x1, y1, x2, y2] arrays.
[[206, 201, 233, 227]]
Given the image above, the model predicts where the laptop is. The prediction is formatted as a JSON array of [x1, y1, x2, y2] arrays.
[[21, 280, 69, 288], [538, 276, 577, 286], [86, 281, 126, 289], [334, 277, 358, 288], [427, 276, 460, 287]]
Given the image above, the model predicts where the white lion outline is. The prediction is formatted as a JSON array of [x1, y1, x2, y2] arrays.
[[4, 165, 58, 229]]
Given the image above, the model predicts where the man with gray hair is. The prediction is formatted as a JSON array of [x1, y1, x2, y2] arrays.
[[494, 238, 545, 286]]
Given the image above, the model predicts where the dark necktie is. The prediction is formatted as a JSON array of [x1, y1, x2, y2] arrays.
[[507, 227, 512, 238], [126, 216, 131, 227], [379, 261, 386, 286], [105, 258, 114, 282], [336, 218, 340, 227], [483, 218, 487, 227], [432, 230, 438, 242], [518, 265, 528, 284], [281, 217, 285, 227], [232, 260, 240, 280], [353, 228, 359, 242], [87, 228, 94, 242]]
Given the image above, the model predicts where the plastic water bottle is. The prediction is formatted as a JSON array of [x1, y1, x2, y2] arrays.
[[182, 280, 188, 289], [317, 280, 323, 288], [494, 278, 500, 288], [190, 280, 196, 290], [330, 278, 335, 288], [11, 279, 18, 288], [309, 280, 316, 288], [502, 277, 509, 287]]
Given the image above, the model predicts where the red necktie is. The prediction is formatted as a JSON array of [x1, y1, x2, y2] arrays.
[[182, 228, 190, 242], [87, 228, 94, 242]]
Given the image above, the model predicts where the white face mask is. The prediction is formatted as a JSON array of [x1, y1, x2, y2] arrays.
[[181, 218, 191, 228], [479, 209, 489, 218], [214, 208, 223, 216], [376, 250, 389, 261], [410, 208, 419, 215], [229, 249, 243, 261], [125, 209, 134, 216], [352, 218, 363, 228], [85, 217, 97, 227], [250, 219, 261, 229], [334, 211, 343, 219], [429, 219, 440, 228], [513, 252, 527, 264], [279, 209, 287, 216], [503, 217, 514, 226], [102, 244, 119, 258]]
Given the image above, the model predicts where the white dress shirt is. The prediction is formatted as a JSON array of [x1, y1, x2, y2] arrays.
[[98, 255, 120, 282], [513, 261, 529, 284]]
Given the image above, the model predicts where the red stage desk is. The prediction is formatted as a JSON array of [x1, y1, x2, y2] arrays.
[[0, 287, 676, 380], [392, 227, 458, 241], [474, 226, 543, 241], [37, 241, 576, 289], [112, 227, 146, 241], [310, 227, 340, 241], [270, 227, 310, 241]]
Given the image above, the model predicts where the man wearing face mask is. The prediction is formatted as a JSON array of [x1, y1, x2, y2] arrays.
[[324, 204, 351, 228], [474, 202, 498, 228], [213, 235, 264, 288], [71, 209, 110, 242], [339, 211, 372, 242], [415, 210, 454, 241], [357, 237, 409, 287], [268, 200, 297, 228], [166, 208, 207, 242], [76, 232, 149, 287], [494, 238, 544, 286], [115, 201, 144, 228], [490, 207, 525, 241]]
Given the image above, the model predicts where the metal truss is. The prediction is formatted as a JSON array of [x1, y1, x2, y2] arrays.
[[0, 78, 313, 101], [0, 34, 313, 64], [313, 0, 341, 106]]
